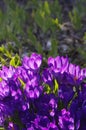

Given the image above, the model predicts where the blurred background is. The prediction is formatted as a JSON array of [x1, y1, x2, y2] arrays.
[[0, 0, 86, 67]]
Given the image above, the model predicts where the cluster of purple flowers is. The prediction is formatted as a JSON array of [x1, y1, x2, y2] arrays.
[[0, 53, 86, 130]]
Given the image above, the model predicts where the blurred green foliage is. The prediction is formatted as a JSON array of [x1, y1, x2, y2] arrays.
[[0, 127, 5, 130], [69, 0, 86, 30], [34, 1, 61, 33], [0, 0, 86, 67], [0, 0, 26, 41], [0, 0, 62, 65], [69, 8, 82, 30]]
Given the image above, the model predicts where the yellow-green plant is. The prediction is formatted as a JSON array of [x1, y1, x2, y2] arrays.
[[69, 0, 86, 30]]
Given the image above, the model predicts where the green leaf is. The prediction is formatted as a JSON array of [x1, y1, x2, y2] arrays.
[[0, 57, 6, 65], [50, 0, 62, 23], [0, 45, 12, 58], [68, 92, 77, 108], [69, 8, 82, 30], [53, 79, 59, 94], [0, 45, 5, 53], [48, 39, 58, 57], [10, 54, 21, 67], [0, 128, 5, 130], [18, 77, 25, 88], [44, 84, 51, 94], [0, 78, 2, 82], [28, 28, 37, 44], [44, 1, 50, 15], [52, 18, 59, 26], [37, 42, 43, 54]]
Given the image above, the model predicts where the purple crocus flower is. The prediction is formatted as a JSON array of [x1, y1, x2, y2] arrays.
[[68, 63, 83, 84], [34, 93, 58, 118], [0, 53, 85, 129], [48, 56, 69, 76], [29, 53, 42, 70], [0, 66, 15, 81], [22, 56, 30, 70], [7, 122, 20, 130], [0, 104, 6, 126], [58, 108, 74, 130], [15, 66, 29, 83], [80, 68, 86, 79], [22, 53, 42, 71], [24, 72, 43, 99], [0, 80, 9, 99], [42, 68, 53, 87]]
